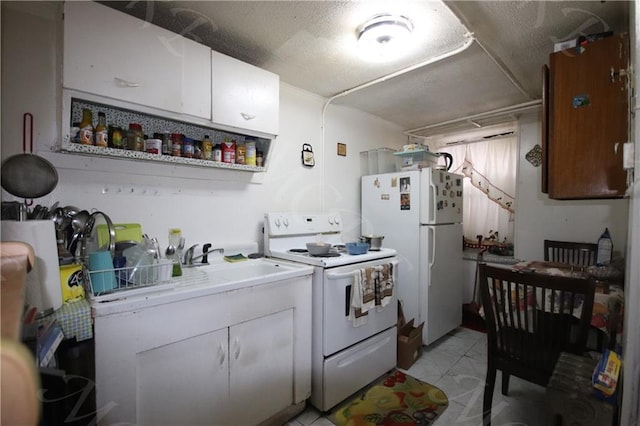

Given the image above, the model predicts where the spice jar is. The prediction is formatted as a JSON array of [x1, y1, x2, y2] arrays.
[[245, 140, 257, 166], [109, 126, 124, 149], [127, 123, 144, 151], [235, 140, 246, 165], [222, 138, 236, 163], [256, 151, 264, 167], [213, 143, 222, 162], [171, 133, 183, 157], [182, 137, 195, 158]]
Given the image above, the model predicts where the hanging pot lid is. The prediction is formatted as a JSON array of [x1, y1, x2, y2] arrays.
[[1, 113, 58, 199]]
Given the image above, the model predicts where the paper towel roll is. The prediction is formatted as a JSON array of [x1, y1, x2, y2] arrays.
[[1, 220, 63, 313]]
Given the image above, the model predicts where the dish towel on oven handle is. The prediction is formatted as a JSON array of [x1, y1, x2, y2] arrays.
[[349, 267, 376, 327], [348, 264, 394, 327]]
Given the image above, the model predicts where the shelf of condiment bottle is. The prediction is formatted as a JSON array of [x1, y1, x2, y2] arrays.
[[59, 143, 266, 172]]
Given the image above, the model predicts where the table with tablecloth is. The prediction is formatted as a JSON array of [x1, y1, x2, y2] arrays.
[[510, 261, 624, 346]]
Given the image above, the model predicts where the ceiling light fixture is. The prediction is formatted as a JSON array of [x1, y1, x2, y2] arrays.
[[356, 14, 414, 62]]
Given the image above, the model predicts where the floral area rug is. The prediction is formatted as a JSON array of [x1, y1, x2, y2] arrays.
[[329, 370, 448, 426]]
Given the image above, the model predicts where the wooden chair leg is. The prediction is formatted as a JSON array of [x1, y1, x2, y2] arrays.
[[483, 363, 497, 426], [501, 372, 510, 395]]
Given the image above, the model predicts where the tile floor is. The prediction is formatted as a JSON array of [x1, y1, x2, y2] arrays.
[[288, 327, 547, 426]]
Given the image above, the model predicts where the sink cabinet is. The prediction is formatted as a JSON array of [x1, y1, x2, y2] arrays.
[[92, 275, 311, 425], [543, 34, 629, 199], [63, 1, 211, 120]]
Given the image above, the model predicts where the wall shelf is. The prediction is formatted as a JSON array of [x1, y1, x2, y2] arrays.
[[59, 144, 266, 173]]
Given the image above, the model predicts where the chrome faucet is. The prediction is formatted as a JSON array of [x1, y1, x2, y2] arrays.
[[183, 243, 224, 266]]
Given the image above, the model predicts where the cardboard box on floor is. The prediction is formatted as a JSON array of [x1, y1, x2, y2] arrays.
[[397, 300, 424, 370]]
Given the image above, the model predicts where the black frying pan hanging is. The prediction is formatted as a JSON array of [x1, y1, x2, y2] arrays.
[[1, 113, 58, 201]]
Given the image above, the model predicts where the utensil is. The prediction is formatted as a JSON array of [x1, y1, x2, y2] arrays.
[[306, 242, 331, 256], [345, 242, 370, 255], [1, 113, 58, 202], [360, 235, 384, 250], [436, 152, 453, 171]]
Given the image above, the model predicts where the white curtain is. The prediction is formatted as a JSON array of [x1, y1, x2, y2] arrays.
[[437, 136, 517, 244]]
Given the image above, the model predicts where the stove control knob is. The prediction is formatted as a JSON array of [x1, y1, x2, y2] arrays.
[[328, 217, 334, 225], [283, 218, 289, 227], [274, 218, 281, 227], [334, 216, 341, 224]]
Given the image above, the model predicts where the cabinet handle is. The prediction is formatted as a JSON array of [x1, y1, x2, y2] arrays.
[[610, 67, 627, 83], [114, 77, 141, 88], [240, 113, 256, 121], [218, 342, 226, 365], [233, 337, 241, 359]]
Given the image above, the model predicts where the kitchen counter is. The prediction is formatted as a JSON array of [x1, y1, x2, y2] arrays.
[[463, 247, 520, 265]]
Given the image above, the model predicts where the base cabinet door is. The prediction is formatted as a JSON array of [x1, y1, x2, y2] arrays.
[[137, 328, 230, 425], [229, 309, 294, 424]]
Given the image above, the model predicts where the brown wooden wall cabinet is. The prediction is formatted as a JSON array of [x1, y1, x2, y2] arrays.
[[543, 34, 629, 199]]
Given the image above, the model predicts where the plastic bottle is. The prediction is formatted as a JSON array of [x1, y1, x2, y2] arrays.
[[168, 228, 182, 277], [202, 135, 213, 160], [78, 108, 94, 145], [94, 112, 108, 147], [596, 228, 613, 266]]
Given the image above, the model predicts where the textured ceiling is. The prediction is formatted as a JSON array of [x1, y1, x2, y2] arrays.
[[100, 1, 630, 135]]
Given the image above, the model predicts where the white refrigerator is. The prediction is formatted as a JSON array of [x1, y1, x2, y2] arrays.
[[362, 168, 463, 345]]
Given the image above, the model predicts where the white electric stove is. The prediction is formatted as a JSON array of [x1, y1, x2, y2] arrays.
[[264, 212, 398, 411]]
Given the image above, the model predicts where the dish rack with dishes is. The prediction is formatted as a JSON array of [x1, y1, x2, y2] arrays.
[[82, 259, 175, 297]]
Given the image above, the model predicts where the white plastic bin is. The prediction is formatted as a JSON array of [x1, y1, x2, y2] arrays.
[[360, 148, 397, 175]]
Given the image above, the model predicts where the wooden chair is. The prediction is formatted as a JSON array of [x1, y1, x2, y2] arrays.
[[544, 239, 597, 266], [478, 264, 595, 426]]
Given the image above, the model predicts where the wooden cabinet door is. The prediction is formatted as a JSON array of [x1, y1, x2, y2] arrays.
[[211, 50, 280, 137], [229, 309, 294, 424], [547, 34, 628, 199]]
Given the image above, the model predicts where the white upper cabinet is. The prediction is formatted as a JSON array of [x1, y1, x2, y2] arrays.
[[63, 1, 211, 120], [211, 50, 280, 137]]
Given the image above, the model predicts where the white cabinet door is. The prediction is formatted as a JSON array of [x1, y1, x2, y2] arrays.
[[230, 309, 294, 424], [63, 1, 210, 119], [137, 327, 229, 425], [211, 50, 279, 137]]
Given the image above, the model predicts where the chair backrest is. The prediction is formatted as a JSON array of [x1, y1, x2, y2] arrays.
[[544, 240, 597, 266], [479, 264, 595, 382]]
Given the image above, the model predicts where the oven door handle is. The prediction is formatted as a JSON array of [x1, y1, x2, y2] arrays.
[[326, 260, 398, 280]]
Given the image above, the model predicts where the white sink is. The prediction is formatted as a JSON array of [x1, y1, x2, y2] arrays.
[[90, 258, 313, 311], [175, 258, 313, 290]]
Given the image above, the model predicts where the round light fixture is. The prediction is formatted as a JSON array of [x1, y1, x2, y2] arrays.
[[356, 14, 414, 61]]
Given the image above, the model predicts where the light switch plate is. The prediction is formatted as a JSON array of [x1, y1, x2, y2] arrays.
[[623, 142, 634, 169]]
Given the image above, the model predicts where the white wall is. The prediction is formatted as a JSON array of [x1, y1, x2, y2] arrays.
[[515, 112, 629, 261], [0, 2, 406, 252]]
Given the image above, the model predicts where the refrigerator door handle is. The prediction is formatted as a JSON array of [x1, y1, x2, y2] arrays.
[[428, 226, 436, 286], [429, 174, 437, 223]]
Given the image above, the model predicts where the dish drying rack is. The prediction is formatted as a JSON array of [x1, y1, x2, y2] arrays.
[[83, 259, 175, 298]]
